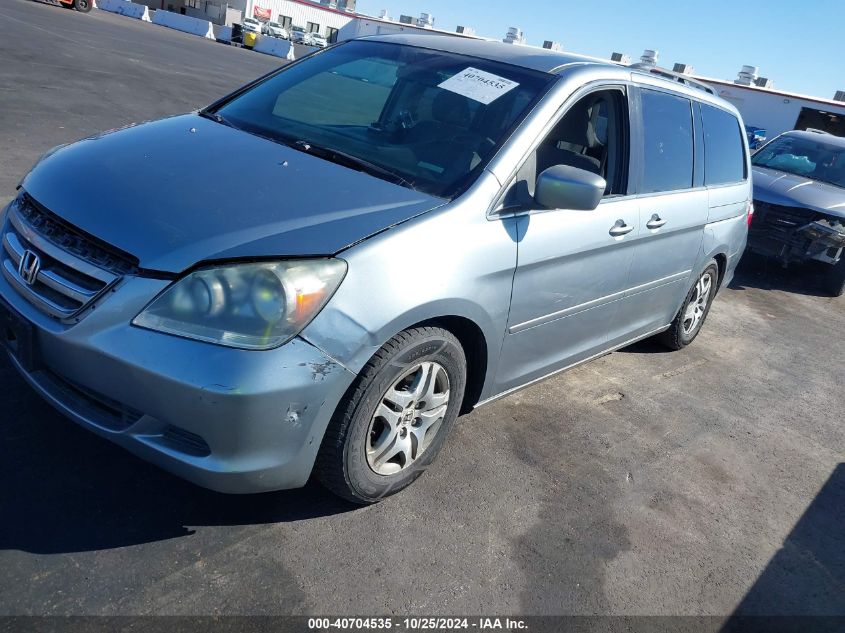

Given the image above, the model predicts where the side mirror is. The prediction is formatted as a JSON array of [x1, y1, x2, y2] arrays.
[[535, 165, 606, 211]]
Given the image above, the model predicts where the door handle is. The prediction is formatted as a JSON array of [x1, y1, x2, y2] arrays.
[[609, 219, 635, 237], [646, 214, 668, 230]]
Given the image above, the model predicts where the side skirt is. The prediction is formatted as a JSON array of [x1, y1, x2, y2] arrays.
[[474, 324, 672, 409]]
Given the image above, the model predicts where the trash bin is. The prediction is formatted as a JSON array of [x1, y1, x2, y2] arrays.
[[244, 32, 257, 48]]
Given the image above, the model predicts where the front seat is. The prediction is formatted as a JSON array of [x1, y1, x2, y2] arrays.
[[536, 98, 602, 175], [407, 91, 482, 180]]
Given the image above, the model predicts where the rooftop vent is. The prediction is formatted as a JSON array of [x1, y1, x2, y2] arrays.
[[378, 8, 390, 20], [456, 25, 475, 36], [640, 49, 659, 66], [611, 52, 631, 65], [736, 65, 758, 85], [398, 14, 413, 24], [672, 63, 694, 75], [835, 91, 845, 102], [416, 12, 433, 28], [543, 40, 562, 51], [504, 27, 525, 45], [754, 77, 773, 88]]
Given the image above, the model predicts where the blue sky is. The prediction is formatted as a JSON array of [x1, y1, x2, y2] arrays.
[[357, 0, 842, 99]]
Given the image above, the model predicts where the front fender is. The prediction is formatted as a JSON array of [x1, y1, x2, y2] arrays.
[[300, 173, 516, 400]]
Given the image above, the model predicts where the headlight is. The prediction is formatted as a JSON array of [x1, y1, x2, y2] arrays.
[[132, 259, 347, 350]]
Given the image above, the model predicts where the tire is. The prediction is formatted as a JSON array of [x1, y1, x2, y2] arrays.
[[825, 258, 845, 297], [658, 260, 720, 350], [72, 0, 92, 11], [316, 326, 467, 504]]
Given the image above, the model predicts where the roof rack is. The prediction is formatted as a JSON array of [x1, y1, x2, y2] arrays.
[[629, 63, 716, 95]]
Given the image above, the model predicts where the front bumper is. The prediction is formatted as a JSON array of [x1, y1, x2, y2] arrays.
[[0, 272, 356, 493], [748, 201, 845, 266]]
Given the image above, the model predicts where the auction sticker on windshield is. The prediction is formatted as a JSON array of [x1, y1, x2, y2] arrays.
[[438, 67, 519, 105]]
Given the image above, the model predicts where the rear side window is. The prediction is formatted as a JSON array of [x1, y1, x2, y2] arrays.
[[640, 90, 694, 193], [701, 104, 747, 185]]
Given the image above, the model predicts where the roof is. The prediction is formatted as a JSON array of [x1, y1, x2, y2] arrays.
[[363, 34, 610, 74], [778, 130, 845, 147]]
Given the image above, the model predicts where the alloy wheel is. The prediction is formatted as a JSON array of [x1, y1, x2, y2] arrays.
[[682, 271, 713, 336], [365, 361, 450, 476]]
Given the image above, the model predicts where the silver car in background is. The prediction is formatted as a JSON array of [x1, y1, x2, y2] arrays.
[[266, 21, 290, 40], [0, 36, 751, 503]]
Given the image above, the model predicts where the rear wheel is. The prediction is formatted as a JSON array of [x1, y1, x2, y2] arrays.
[[316, 327, 466, 504], [72, 0, 92, 12], [825, 257, 845, 297], [658, 261, 719, 350]]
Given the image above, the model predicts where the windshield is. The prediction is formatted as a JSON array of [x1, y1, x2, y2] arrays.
[[212, 40, 552, 197], [753, 134, 845, 189]]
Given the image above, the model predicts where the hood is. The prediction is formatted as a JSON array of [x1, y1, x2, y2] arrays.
[[752, 166, 845, 219], [21, 114, 443, 273]]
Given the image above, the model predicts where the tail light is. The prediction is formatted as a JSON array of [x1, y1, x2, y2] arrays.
[[746, 200, 755, 227]]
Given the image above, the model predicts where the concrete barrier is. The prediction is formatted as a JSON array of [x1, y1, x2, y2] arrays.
[[152, 10, 216, 40], [215, 25, 232, 43], [253, 36, 296, 60], [97, 0, 151, 21]]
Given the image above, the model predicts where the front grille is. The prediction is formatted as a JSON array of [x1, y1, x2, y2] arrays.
[[1, 195, 137, 321], [752, 202, 818, 236]]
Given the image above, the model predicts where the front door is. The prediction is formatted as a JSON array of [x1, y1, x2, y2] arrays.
[[494, 87, 639, 392]]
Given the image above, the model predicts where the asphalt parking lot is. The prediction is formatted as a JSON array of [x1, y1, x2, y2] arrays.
[[0, 0, 843, 620]]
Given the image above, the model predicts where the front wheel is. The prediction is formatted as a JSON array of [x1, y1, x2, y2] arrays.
[[72, 0, 92, 11], [658, 261, 719, 350], [316, 326, 466, 504], [825, 258, 845, 297]]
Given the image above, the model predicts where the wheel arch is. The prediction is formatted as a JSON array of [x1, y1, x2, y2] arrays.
[[713, 252, 728, 290], [414, 315, 488, 414], [302, 298, 502, 413]]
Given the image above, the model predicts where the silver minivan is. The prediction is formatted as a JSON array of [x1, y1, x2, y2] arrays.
[[0, 35, 751, 503]]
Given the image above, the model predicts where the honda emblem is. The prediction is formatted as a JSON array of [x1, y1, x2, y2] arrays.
[[18, 249, 41, 286]]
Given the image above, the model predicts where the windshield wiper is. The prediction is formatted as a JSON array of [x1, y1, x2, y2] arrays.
[[198, 110, 236, 129], [292, 140, 416, 190]]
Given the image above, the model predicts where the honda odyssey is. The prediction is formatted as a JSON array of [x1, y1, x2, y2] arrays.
[[0, 35, 751, 503]]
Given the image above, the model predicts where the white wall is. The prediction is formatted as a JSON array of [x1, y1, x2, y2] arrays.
[[251, 0, 353, 35], [337, 17, 458, 42], [707, 81, 845, 139]]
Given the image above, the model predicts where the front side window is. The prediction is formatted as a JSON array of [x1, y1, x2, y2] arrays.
[[533, 89, 629, 196], [752, 135, 845, 188], [640, 89, 694, 193], [702, 104, 746, 185], [213, 41, 552, 198]]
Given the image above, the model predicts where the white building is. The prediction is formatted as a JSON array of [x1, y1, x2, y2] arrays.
[[693, 69, 845, 139], [338, 12, 479, 42], [224, 0, 480, 42]]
